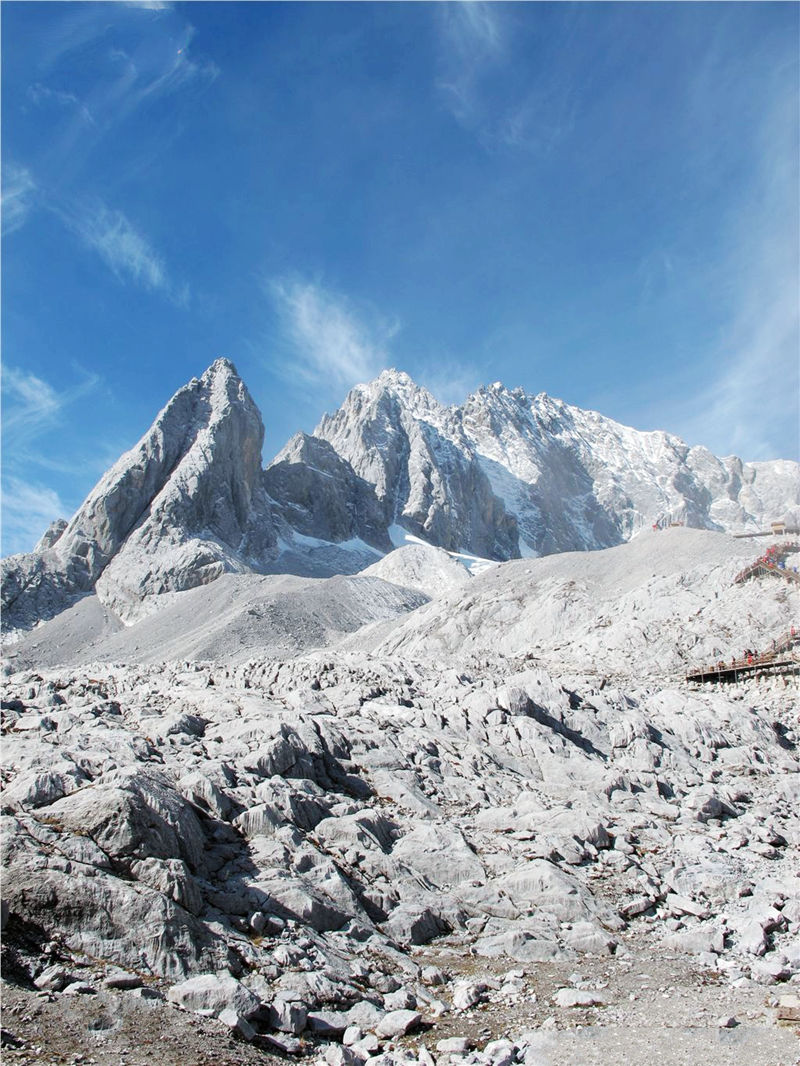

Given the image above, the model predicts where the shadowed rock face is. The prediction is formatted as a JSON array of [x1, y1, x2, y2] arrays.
[[313, 372, 520, 560], [264, 434, 391, 552], [2, 359, 280, 628]]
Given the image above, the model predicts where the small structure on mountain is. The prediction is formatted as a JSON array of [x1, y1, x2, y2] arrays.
[[652, 512, 684, 531]]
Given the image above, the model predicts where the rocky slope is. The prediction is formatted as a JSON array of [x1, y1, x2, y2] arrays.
[[2, 529, 798, 1065], [361, 527, 793, 677], [6, 572, 429, 670]]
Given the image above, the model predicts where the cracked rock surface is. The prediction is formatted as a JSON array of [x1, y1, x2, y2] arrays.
[[1, 530, 798, 1065]]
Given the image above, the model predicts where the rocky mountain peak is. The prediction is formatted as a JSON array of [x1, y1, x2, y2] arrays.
[[340, 367, 444, 425], [2, 357, 279, 630], [3, 359, 799, 636]]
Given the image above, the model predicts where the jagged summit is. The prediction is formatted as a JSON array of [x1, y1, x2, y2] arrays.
[[2, 357, 279, 630], [372, 367, 417, 387], [3, 359, 799, 634], [343, 367, 444, 422]]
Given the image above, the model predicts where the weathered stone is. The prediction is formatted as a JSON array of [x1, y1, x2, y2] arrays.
[[103, 971, 144, 990], [62, 982, 97, 996], [776, 994, 800, 1022], [375, 1009, 422, 1038], [324, 1046, 360, 1066], [267, 999, 308, 1034], [307, 1010, 350, 1037], [218, 1008, 256, 1041], [166, 974, 261, 1019], [452, 982, 487, 1011], [33, 967, 70, 992], [553, 988, 606, 1008], [436, 1037, 471, 1053]]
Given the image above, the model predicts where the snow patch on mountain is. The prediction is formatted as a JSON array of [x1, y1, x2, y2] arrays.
[[3, 360, 798, 636]]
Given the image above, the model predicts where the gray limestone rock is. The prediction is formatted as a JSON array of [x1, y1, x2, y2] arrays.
[[553, 987, 607, 1008], [2, 359, 280, 630], [265, 433, 390, 552], [167, 973, 261, 1019], [374, 1009, 422, 1038]]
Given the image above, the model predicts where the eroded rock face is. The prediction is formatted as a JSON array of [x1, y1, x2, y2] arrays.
[[314, 372, 520, 560], [314, 371, 800, 558], [264, 434, 390, 552], [2, 360, 280, 629], [2, 653, 797, 1002]]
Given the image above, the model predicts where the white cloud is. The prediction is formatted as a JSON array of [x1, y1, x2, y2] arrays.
[[270, 278, 397, 392], [2, 367, 61, 438], [75, 204, 165, 289], [2, 365, 100, 449], [59, 200, 187, 303], [0, 476, 66, 557], [2, 164, 37, 235], [1, 366, 102, 555], [671, 93, 799, 461]]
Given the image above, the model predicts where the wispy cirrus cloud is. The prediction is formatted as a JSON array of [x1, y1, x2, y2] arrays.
[[3, 367, 62, 440], [2, 164, 37, 235], [27, 82, 97, 127], [269, 278, 397, 392], [662, 89, 799, 460], [30, 6, 217, 177], [58, 200, 188, 304], [2, 365, 104, 552], [0, 476, 67, 557], [122, 1, 174, 10], [103, 23, 218, 122], [69, 203, 166, 290], [2, 365, 101, 450], [434, 2, 581, 154], [436, 1, 504, 129]]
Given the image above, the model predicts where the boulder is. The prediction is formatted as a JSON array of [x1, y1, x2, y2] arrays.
[[166, 973, 261, 1019]]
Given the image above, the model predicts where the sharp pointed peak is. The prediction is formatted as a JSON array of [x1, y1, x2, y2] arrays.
[[202, 357, 241, 380], [348, 367, 440, 407], [375, 367, 415, 385]]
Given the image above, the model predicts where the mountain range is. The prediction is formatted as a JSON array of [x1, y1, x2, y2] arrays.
[[3, 357, 798, 631]]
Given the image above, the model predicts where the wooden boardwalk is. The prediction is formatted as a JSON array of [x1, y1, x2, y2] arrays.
[[686, 628, 799, 684], [686, 654, 799, 684], [734, 542, 800, 585]]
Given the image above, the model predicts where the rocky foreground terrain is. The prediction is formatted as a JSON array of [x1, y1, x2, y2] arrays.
[[2, 528, 799, 1066]]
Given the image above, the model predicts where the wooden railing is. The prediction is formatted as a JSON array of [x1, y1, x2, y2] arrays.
[[686, 628, 800, 684], [734, 542, 800, 585]]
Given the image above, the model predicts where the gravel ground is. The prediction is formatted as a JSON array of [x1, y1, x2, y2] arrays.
[[2, 933, 798, 1066], [409, 933, 800, 1066]]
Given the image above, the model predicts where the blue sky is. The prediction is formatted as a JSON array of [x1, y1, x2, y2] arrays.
[[2, 1, 798, 555]]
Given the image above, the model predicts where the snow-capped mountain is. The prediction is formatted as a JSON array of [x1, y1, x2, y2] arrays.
[[312, 371, 519, 560], [313, 369, 800, 557], [2, 360, 798, 632]]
